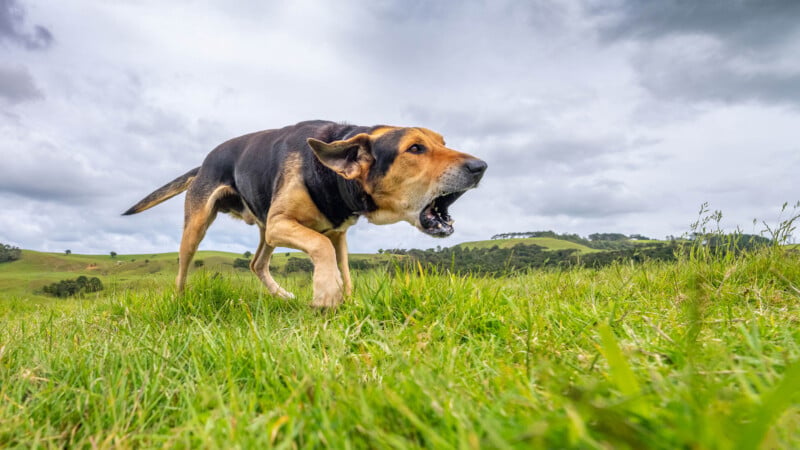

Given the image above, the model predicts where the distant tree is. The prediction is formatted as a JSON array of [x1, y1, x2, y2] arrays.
[[0, 243, 22, 263], [65, 249, 72, 255], [244, 251, 252, 258], [233, 258, 251, 270], [194, 260, 205, 268], [110, 251, 117, 258], [86, 277, 103, 293]]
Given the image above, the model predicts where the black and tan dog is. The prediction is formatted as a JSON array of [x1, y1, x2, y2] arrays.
[[124, 120, 486, 307]]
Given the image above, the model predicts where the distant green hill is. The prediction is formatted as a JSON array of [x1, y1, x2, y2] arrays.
[[0, 250, 231, 300], [455, 237, 600, 253]]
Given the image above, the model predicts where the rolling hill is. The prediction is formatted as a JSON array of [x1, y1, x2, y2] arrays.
[[0, 248, 397, 301], [455, 236, 600, 253]]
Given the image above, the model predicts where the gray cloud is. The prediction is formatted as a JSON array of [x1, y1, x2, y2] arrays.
[[0, 0, 53, 50], [595, 0, 800, 49], [631, 35, 800, 106], [592, 0, 800, 107], [0, 139, 110, 204], [489, 135, 657, 178], [526, 177, 649, 218], [0, 64, 41, 103]]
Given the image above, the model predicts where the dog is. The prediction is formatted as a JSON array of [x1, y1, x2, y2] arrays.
[[124, 120, 487, 307]]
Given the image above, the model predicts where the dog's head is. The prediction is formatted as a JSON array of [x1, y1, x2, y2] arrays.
[[308, 127, 487, 237]]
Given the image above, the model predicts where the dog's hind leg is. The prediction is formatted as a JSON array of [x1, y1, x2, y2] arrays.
[[175, 185, 223, 293], [250, 227, 295, 299]]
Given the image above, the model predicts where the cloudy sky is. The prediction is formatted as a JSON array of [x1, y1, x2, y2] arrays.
[[2, 0, 799, 255]]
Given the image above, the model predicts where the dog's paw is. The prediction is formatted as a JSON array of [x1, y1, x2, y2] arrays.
[[310, 290, 342, 308], [262, 278, 295, 300], [274, 287, 295, 300], [311, 276, 343, 308]]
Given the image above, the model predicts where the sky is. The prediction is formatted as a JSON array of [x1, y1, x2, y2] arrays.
[[1, 0, 799, 255]]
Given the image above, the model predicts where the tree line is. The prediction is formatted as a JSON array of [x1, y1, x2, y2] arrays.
[[232, 256, 315, 274], [369, 233, 772, 277], [489, 230, 655, 251], [379, 242, 675, 276]]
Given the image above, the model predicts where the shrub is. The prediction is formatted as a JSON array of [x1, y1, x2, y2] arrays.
[[284, 257, 313, 273], [350, 259, 380, 271], [42, 276, 104, 298], [233, 258, 251, 270]]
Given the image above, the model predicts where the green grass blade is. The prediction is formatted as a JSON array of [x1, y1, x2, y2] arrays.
[[737, 361, 800, 450], [597, 323, 647, 416]]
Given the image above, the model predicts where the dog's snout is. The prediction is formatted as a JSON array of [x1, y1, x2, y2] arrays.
[[464, 159, 487, 177]]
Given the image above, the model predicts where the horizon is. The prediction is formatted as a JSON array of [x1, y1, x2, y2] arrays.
[[7, 224, 795, 256]]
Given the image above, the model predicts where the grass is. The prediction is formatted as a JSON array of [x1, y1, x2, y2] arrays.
[[1, 241, 799, 448]]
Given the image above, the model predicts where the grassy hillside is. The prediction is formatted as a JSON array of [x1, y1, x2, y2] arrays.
[[1, 243, 799, 447], [0, 249, 392, 301], [456, 236, 599, 252]]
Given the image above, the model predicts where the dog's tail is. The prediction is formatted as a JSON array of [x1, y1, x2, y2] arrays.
[[122, 167, 200, 215]]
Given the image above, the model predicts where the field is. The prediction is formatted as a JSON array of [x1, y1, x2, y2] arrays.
[[1, 243, 799, 448]]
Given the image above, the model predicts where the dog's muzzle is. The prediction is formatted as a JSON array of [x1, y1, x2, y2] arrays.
[[419, 158, 487, 237]]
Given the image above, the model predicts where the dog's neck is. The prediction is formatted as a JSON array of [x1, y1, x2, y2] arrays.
[[335, 176, 376, 216], [302, 156, 377, 229]]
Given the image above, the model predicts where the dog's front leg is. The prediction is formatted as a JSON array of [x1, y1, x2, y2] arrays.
[[328, 231, 352, 297], [266, 217, 343, 308]]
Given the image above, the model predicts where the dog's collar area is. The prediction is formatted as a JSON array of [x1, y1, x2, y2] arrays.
[[356, 193, 377, 215], [335, 176, 377, 216]]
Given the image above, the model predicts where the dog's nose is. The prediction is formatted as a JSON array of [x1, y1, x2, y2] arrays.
[[464, 158, 487, 175]]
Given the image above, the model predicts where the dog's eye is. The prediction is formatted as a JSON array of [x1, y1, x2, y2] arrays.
[[406, 144, 426, 154]]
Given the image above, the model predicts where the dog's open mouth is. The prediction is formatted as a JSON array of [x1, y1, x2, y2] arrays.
[[419, 191, 466, 237]]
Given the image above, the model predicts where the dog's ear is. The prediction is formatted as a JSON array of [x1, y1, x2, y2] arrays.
[[307, 133, 373, 180]]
